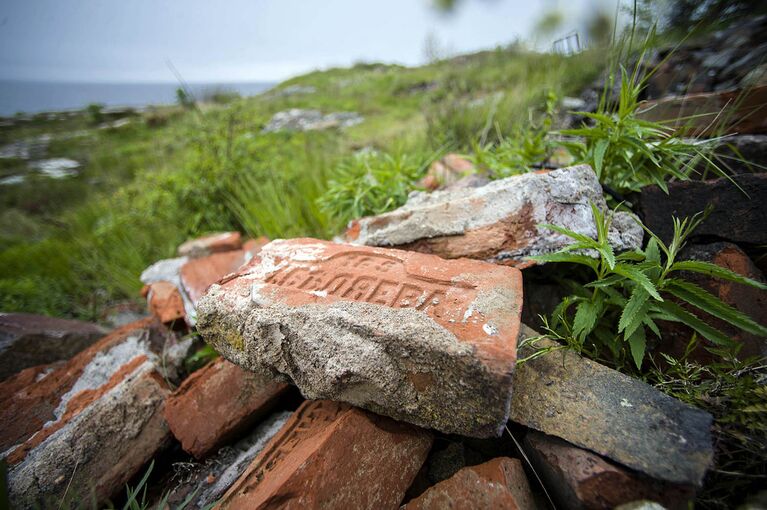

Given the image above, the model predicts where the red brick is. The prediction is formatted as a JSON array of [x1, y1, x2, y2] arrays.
[[145, 281, 186, 324], [178, 231, 243, 258], [197, 238, 523, 436], [637, 85, 767, 136], [219, 400, 432, 509], [164, 357, 289, 459], [523, 431, 694, 510], [243, 236, 270, 255], [404, 457, 535, 510], [180, 249, 250, 305]]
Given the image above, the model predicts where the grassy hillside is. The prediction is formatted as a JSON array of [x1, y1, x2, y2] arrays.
[[0, 45, 601, 320]]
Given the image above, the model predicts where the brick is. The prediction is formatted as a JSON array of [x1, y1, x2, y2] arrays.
[[523, 431, 694, 510], [178, 231, 242, 258], [164, 357, 289, 459], [418, 153, 476, 191], [0, 312, 106, 381], [511, 325, 714, 486], [144, 280, 186, 324], [3, 318, 180, 506], [659, 243, 767, 362], [180, 249, 251, 305], [636, 86, 767, 136], [404, 457, 536, 510], [639, 173, 767, 246], [343, 165, 642, 267], [219, 400, 432, 509], [197, 238, 523, 437]]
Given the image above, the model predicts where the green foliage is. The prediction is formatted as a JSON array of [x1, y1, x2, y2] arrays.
[[118, 460, 216, 510], [86, 103, 105, 125], [317, 150, 431, 226], [531, 205, 767, 369], [646, 344, 767, 508], [176, 87, 195, 109], [469, 91, 557, 179]]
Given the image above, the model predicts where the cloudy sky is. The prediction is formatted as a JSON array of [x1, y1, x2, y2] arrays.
[[0, 0, 608, 83]]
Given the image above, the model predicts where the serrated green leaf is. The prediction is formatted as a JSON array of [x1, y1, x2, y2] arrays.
[[627, 326, 646, 369], [645, 237, 660, 264], [599, 245, 616, 271], [619, 287, 650, 338], [573, 300, 600, 340], [593, 139, 608, 177], [613, 263, 663, 301], [585, 274, 625, 288], [664, 279, 767, 336], [617, 250, 645, 262], [671, 260, 767, 290], [656, 300, 735, 347], [643, 316, 661, 338], [527, 252, 599, 271]]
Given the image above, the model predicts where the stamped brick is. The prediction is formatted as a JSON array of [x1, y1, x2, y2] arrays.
[[178, 231, 242, 258], [197, 238, 523, 437], [219, 399, 432, 509], [164, 357, 289, 459], [404, 457, 536, 510], [343, 165, 642, 266]]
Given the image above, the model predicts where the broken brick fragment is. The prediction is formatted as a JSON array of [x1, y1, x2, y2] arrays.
[[177, 231, 242, 258], [145, 280, 186, 324], [523, 431, 695, 510], [219, 400, 432, 509], [404, 457, 536, 510], [180, 250, 250, 305], [197, 238, 523, 437], [164, 357, 289, 459]]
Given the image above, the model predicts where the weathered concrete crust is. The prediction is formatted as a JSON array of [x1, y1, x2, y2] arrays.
[[196, 239, 523, 437], [344, 165, 643, 265], [511, 325, 714, 486]]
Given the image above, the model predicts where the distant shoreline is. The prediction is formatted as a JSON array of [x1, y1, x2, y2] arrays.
[[0, 80, 277, 117]]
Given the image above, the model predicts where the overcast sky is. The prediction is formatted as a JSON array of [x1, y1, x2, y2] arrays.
[[0, 0, 607, 83]]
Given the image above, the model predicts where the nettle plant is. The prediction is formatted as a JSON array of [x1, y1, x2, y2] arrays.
[[530, 204, 767, 369]]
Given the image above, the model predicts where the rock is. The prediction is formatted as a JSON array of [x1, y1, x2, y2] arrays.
[[197, 238, 523, 437], [219, 400, 432, 509], [344, 165, 643, 267], [29, 158, 80, 178], [511, 325, 714, 486], [262, 109, 363, 132], [658, 243, 767, 361], [2, 318, 180, 507], [615, 503, 668, 510], [142, 281, 187, 325], [639, 173, 767, 246], [0, 312, 107, 381], [404, 457, 536, 510], [177, 232, 243, 258], [99, 301, 148, 328], [164, 357, 289, 459], [709, 134, 767, 175], [163, 411, 292, 508], [523, 431, 693, 510], [636, 86, 767, 135], [418, 153, 476, 191]]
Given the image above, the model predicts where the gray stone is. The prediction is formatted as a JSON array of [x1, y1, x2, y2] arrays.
[[262, 108, 363, 132], [0, 312, 107, 381], [344, 165, 643, 265], [511, 325, 714, 486]]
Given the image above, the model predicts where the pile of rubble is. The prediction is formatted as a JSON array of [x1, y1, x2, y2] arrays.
[[4, 157, 764, 509]]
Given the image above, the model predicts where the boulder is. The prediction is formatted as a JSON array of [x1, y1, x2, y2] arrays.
[[2, 318, 183, 507], [511, 326, 714, 486], [344, 165, 642, 267], [523, 431, 694, 510], [219, 400, 432, 509], [639, 173, 767, 246], [164, 357, 289, 459], [0, 313, 106, 381], [404, 457, 536, 510], [196, 238, 523, 437]]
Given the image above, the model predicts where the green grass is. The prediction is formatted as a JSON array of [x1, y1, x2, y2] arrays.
[[0, 45, 601, 320]]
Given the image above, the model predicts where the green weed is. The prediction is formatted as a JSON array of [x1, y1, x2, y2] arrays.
[[530, 204, 767, 369]]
